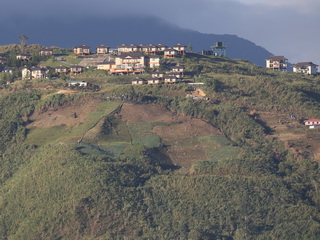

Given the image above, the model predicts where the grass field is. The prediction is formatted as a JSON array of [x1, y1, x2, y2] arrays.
[[25, 100, 122, 145]]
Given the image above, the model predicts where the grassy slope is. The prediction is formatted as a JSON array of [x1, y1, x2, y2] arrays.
[[1, 54, 320, 239]]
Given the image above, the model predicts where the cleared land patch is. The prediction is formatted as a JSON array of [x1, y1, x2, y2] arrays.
[[119, 103, 227, 169]]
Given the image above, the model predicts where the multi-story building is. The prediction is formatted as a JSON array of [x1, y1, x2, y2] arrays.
[[73, 45, 91, 55], [293, 62, 318, 75], [266, 56, 288, 71], [96, 45, 110, 54]]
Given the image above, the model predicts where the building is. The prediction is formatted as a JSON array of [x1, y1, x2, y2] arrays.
[[54, 65, 69, 74], [148, 55, 161, 68], [97, 60, 115, 71], [132, 77, 147, 85], [173, 43, 186, 55], [96, 45, 110, 54], [152, 71, 164, 79], [40, 48, 53, 56], [73, 45, 91, 55], [110, 52, 145, 75], [0, 57, 6, 64], [211, 42, 227, 57], [266, 56, 288, 71], [156, 44, 168, 52], [2, 67, 14, 74], [22, 66, 49, 80], [293, 62, 318, 75], [147, 78, 162, 85], [117, 44, 139, 53], [171, 65, 186, 77], [164, 75, 177, 84], [164, 48, 178, 58], [16, 53, 31, 60], [70, 65, 84, 75], [304, 119, 320, 129], [67, 80, 88, 87]]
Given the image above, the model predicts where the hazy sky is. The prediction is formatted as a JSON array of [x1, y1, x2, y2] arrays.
[[1, 0, 319, 64]]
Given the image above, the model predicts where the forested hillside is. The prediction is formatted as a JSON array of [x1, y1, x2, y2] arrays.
[[1, 54, 320, 239]]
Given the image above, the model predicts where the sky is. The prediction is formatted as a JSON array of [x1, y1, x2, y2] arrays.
[[1, 0, 319, 64]]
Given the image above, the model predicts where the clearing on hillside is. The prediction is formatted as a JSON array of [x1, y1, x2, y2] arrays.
[[120, 103, 226, 169], [27, 98, 99, 128]]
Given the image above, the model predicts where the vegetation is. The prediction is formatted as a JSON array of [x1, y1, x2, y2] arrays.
[[0, 51, 320, 239]]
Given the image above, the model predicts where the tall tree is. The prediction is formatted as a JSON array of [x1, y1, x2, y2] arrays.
[[18, 34, 28, 53]]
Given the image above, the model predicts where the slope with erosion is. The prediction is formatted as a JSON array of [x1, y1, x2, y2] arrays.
[[1, 54, 320, 239]]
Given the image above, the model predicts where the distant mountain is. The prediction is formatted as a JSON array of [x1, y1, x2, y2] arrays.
[[0, 16, 272, 66]]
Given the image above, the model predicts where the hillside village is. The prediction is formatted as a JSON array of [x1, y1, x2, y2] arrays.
[[0, 41, 319, 130], [2, 39, 320, 239], [0, 41, 318, 86]]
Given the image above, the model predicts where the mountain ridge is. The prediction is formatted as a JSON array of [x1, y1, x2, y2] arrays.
[[0, 16, 273, 66]]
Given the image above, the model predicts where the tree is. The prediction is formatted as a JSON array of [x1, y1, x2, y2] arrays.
[[18, 34, 28, 53], [188, 43, 193, 52]]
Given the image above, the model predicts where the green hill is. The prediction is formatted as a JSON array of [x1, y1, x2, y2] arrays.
[[1, 54, 320, 239]]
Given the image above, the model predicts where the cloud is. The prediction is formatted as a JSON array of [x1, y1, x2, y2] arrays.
[[1, 0, 319, 63]]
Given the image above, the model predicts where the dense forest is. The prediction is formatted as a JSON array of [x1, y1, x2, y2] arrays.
[[0, 53, 320, 239]]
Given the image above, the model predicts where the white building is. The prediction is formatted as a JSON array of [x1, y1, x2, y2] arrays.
[[266, 56, 288, 71], [293, 62, 318, 75]]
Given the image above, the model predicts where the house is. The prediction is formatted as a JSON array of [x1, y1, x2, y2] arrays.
[[148, 55, 161, 68], [145, 44, 158, 55], [0, 57, 6, 64], [266, 56, 288, 71], [139, 45, 149, 53], [164, 48, 178, 58], [96, 45, 110, 54], [16, 53, 31, 60], [164, 75, 177, 84], [111, 52, 145, 75], [2, 67, 14, 74], [304, 119, 320, 129], [69, 65, 84, 75], [173, 43, 186, 55], [97, 60, 115, 71], [117, 44, 139, 53], [40, 48, 53, 56], [73, 45, 91, 55], [171, 65, 186, 76], [147, 78, 162, 85], [132, 77, 147, 85], [166, 72, 181, 79], [54, 65, 69, 74], [211, 42, 227, 57], [152, 71, 164, 79], [293, 62, 318, 75], [156, 44, 168, 52], [67, 80, 88, 87], [22, 66, 49, 80]]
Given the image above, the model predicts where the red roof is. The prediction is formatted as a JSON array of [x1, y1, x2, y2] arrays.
[[305, 119, 320, 122]]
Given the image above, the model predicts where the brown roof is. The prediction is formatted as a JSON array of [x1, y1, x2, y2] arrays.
[[266, 56, 288, 61], [55, 65, 69, 70], [117, 44, 138, 48], [97, 45, 110, 48], [98, 60, 115, 65], [74, 45, 90, 49], [119, 52, 144, 59], [173, 43, 186, 47], [294, 62, 318, 68]]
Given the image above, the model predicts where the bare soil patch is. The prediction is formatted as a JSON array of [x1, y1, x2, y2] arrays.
[[254, 110, 320, 161], [27, 98, 99, 128], [120, 103, 223, 168]]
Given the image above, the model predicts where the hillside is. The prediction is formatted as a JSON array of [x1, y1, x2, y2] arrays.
[[0, 16, 272, 66], [1, 53, 320, 239]]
